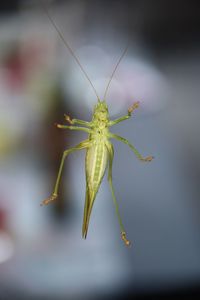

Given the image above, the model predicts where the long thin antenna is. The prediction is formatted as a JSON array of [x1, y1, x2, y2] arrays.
[[41, 1, 100, 101], [103, 44, 129, 101]]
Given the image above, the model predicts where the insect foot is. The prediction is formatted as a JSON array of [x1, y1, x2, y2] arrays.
[[40, 194, 58, 206], [64, 114, 73, 124], [55, 123, 64, 129], [141, 155, 154, 162], [121, 231, 131, 247], [128, 101, 140, 115]]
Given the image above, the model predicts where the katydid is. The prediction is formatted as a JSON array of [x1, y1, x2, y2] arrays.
[[40, 5, 154, 246]]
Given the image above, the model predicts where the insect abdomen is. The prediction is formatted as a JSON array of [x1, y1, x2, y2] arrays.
[[82, 141, 108, 238], [86, 142, 108, 189]]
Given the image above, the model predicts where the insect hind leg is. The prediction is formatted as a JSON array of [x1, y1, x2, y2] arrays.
[[106, 142, 131, 247], [41, 140, 91, 206], [40, 149, 67, 206]]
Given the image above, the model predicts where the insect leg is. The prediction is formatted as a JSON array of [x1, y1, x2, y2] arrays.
[[56, 124, 91, 133], [108, 102, 139, 126], [109, 133, 154, 162], [41, 139, 91, 206], [64, 115, 92, 127], [106, 142, 130, 247]]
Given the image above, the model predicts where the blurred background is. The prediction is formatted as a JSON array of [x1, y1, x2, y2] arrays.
[[0, 0, 200, 299]]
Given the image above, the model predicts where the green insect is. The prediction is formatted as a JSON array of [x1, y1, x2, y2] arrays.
[[40, 6, 154, 246]]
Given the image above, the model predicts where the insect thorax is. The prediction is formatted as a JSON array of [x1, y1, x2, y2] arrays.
[[92, 100, 109, 129]]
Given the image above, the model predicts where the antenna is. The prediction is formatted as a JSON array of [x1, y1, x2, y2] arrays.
[[41, 1, 100, 101], [103, 44, 129, 101]]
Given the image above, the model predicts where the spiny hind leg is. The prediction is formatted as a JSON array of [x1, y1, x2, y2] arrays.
[[106, 142, 131, 247], [41, 140, 91, 206], [40, 149, 71, 206]]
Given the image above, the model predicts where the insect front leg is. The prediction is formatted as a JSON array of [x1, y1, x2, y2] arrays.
[[64, 115, 92, 127], [109, 133, 154, 162], [108, 101, 140, 126], [41, 140, 91, 206], [56, 123, 91, 133], [106, 142, 130, 247]]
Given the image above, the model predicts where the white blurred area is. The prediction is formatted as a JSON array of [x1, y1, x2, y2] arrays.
[[65, 44, 169, 115], [0, 0, 200, 299]]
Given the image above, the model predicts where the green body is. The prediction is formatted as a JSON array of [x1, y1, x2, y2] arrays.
[[41, 100, 153, 246], [83, 102, 110, 238]]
